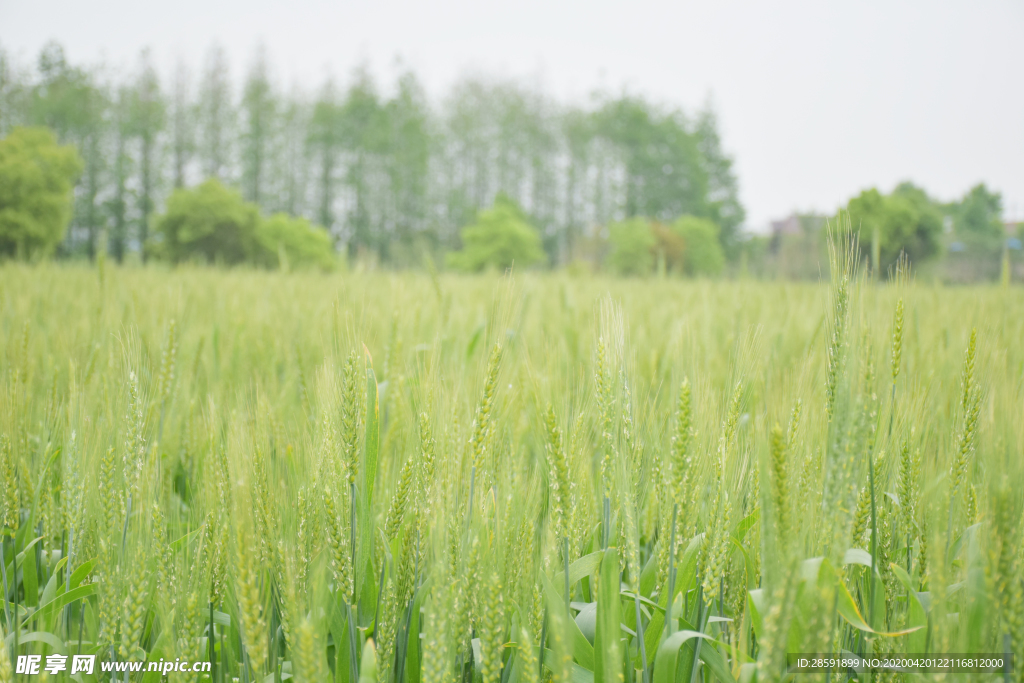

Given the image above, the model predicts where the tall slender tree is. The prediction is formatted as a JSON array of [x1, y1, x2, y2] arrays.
[[561, 108, 592, 262], [274, 84, 310, 216], [441, 79, 488, 236], [2, 42, 754, 265], [108, 85, 132, 262], [30, 43, 109, 256], [0, 47, 16, 135], [694, 102, 743, 253], [386, 71, 430, 261], [339, 67, 388, 255], [127, 50, 165, 258], [240, 45, 276, 205], [307, 78, 343, 236], [75, 82, 108, 258], [199, 45, 233, 181], [592, 96, 708, 223], [169, 58, 195, 189], [31, 44, 88, 140], [521, 88, 558, 255]]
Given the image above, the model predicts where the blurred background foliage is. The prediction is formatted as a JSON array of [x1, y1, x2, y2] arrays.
[[0, 42, 1020, 281]]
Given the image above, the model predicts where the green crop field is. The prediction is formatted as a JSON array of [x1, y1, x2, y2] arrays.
[[1, 237, 1023, 682]]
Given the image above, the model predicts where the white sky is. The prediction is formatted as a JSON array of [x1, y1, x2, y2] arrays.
[[2, 0, 1022, 229]]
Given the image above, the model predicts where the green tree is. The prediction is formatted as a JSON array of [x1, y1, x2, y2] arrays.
[[671, 215, 725, 276], [891, 182, 943, 258], [240, 45, 276, 205], [442, 79, 494, 230], [307, 79, 343, 234], [30, 43, 108, 258], [74, 92, 108, 259], [153, 179, 260, 264], [694, 103, 744, 254], [0, 127, 82, 258], [107, 86, 132, 261], [169, 58, 196, 189], [607, 217, 656, 276], [845, 185, 942, 273], [126, 51, 165, 260], [561, 108, 593, 261], [516, 88, 558, 259], [273, 91, 310, 217], [30, 44, 95, 141], [447, 194, 545, 271], [385, 71, 431, 263], [954, 183, 1003, 248], [256, 213, 335, 270], [2, 44, 763, 271], [199, 45, 233, 181], [592, 97, 709, 225], [339, 68, 390, 256], [0, 46, 20, 136], [153, 178, 334, 269]]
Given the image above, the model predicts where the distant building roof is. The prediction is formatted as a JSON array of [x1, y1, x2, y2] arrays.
[[771, 215, 802, 236]]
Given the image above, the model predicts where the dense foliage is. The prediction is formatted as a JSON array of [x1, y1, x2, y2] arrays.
[[153, 179, 262, 264], [607, 218, 656, 276], [669, 216, 725, 276], [1, 232, 1022, 683], [256, 213, 336, 271], [607, 216, 725, 277], [152, 179, 335, 268], [750, 182, 1018, 283], [954, 184, 1005, 249], [844, 184, 943, 274], [0, 43, 742, 266], [1, 44, 1016, 281], [0, 126, 81, 258], [447, 195, 545, 272]]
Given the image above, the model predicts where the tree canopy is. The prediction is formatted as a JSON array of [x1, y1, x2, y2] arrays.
[[447, 194, 545, 272], [670, 215, 725, 276], [257, 213, 336, 270], [0, 126, 82, 258], [607, 218, 656, 276], [0, 42, 744, 266], [609, 215, 724, 277], [954, 183, 1004, 248], [591, 98, 743, 251], [153, 179, 335, 268], [845, 184, 942, 273], [153, 179, 262, 264]]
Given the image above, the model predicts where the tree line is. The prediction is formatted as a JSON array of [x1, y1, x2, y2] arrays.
[[0, 42, 744, 266], [750, 181, 1019, 283]]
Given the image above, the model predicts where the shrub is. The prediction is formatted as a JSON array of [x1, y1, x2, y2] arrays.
[[607, 217, 656, 276], [0, 127, 82, 258], [671, 215, 725, 276], [153, 180, 262, 265], [651, 221, 686, 272], [257, 213, 336, 270], [153, 179, 335, 268], [447, 194, 545, 272]]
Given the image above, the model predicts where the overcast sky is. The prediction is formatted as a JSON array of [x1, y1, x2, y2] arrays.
[[2, 0, 1022, 229]]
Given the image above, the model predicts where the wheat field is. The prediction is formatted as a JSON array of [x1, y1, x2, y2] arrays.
[[1, 241, 1023, 682]]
